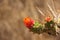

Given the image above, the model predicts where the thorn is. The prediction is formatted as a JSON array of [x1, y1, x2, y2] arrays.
[[47, 4, 57, 18], [36, 7, 45, 16]]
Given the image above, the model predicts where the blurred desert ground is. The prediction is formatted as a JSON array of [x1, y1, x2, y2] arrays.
[[0, 0, 60, 40]]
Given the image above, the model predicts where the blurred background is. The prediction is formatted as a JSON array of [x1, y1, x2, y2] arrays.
[[0, 0, 60, 40]]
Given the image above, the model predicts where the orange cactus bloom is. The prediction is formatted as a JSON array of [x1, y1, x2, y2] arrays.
[[45, 17, 51, 22], [23, 17, 34, 29]]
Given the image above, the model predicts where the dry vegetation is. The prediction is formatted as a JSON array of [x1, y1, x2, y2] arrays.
[[0, 0, 60, 40]]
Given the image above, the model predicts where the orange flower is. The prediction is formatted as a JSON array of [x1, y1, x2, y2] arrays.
[[23, 17, 34, 29], [45, 17, 51, 22]]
